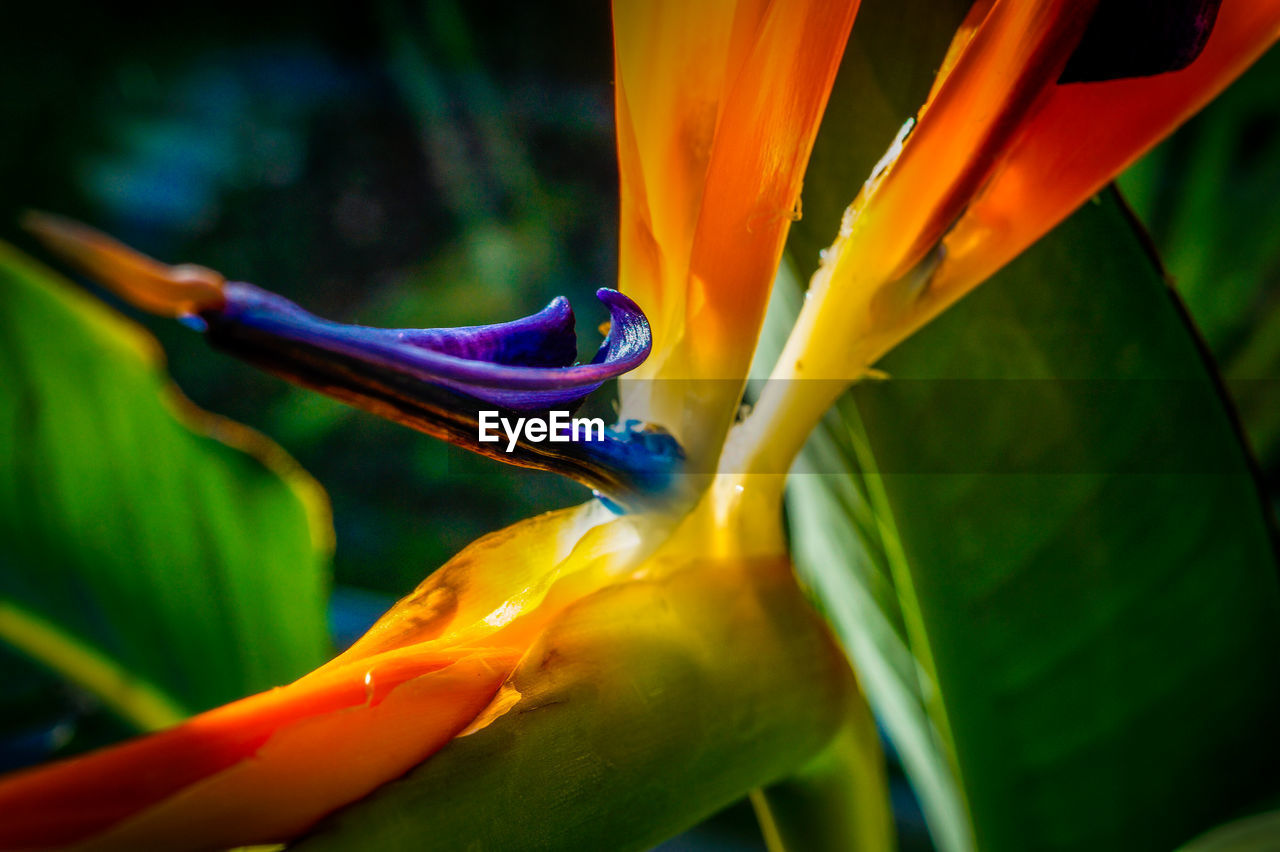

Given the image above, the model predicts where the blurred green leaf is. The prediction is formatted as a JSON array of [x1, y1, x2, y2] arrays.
[[784, 191, 1280, 852], [0, 243, 332, 727]]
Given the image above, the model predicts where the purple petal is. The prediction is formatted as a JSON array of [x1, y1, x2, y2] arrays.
[[207, 283, 650, 409], [1060, 0, 1222, 84], [195, 283, 679, 504]]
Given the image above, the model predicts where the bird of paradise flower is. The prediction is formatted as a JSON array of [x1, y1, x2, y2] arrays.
[[2, 1, 1279, 851]]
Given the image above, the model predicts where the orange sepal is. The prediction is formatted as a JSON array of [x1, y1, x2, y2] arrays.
[[613, 0, 858, 459], [931, 0, 1280, 300], [682, 0, 860, 381], [0, 647, 516, 851], [22, 213, 226, 318]]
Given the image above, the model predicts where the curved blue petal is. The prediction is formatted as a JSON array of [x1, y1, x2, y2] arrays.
[[196, 283, 680, 504], [209, 283, 650, 409]]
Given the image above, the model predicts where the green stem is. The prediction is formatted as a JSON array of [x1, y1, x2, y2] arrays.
[[751, 683, 894, 852]]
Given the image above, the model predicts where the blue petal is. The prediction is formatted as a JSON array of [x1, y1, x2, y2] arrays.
[[198, 284, 681, 504], [208, 283, 650, 409]]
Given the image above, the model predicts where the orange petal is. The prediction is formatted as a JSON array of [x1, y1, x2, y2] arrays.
[[21, 213, 226, 318], [613, 0, 857, 458], [0, 646, 514, 851], [732, 0, 1276, 477], [841, 0, 1098, 295], [930, 1, 1280, 301], [684, 0, 860, 380], [613, 0, 775, 359], [760, 0, 1276, 386]]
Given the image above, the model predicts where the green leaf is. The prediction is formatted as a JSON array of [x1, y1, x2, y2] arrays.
[[0, 242, 333, 728], [784, 191, 1280, 852]]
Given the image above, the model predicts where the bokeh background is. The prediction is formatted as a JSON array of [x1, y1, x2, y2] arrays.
[[3, 2, 1279, 850]]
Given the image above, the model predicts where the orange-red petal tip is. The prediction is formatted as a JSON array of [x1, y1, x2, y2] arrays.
[[21, 212, 226, 318]]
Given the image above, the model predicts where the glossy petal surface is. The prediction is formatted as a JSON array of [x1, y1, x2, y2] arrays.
[[208, 282, 650, 410], [613, 0, 858, 462]]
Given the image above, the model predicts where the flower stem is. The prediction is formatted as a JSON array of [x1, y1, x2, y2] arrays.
[[750, 679, 894, 852]]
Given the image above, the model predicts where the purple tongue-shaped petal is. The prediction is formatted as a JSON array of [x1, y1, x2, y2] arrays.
[[395, 295, 578, 367], [198, 283, 680, 504], [208, 283, 649, 410]]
